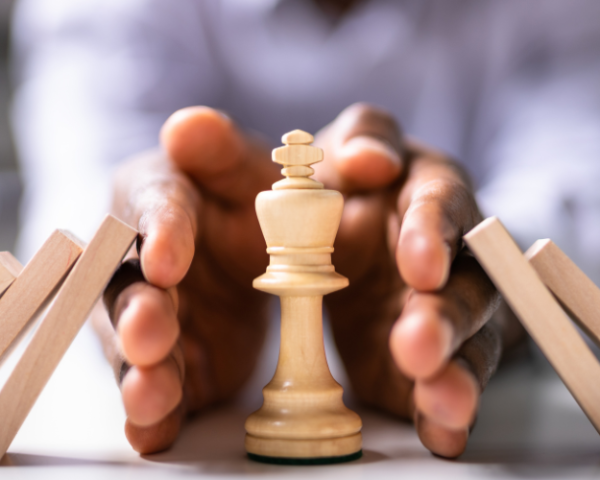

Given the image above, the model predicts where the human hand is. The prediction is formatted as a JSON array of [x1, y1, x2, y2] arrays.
[[311, 103, 508, 458], [96, 103, 514, 458], [94, 107, 282, 453]]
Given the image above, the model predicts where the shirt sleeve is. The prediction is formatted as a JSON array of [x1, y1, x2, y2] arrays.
[[11, 0, 222, 260]]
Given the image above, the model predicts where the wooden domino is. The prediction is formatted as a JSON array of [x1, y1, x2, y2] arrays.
[[527, 239, 600, 346], [464, 217, 600, 433], [0, 231, 84, 359], [0, 215, 137, 458], [0, 252, 23, 296]]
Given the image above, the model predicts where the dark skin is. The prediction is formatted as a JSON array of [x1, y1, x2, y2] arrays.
[[313, 0, 361, 18], [93, 103, 524, 459]]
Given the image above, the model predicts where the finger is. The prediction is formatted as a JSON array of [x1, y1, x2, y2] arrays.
[[396, 149, 481, 291], [121, 358, 183, 427], [390, 251, 500, 378], [139, 202, 196, 289], [160, 106, 281, 205], [414, 360, 479, 431], [115, 282, 179, 367], [414, 323, 502, 457], [104, 259, 179, 367], [414, 411, 469, 459], [125, 403, 184, 454], [113, 152, 199, 289], [313, 103, 403, 193]]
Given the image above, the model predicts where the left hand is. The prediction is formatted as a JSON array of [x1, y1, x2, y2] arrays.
[[312, 103, 507, 458]]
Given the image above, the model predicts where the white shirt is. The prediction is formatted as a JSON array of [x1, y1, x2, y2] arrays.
[[10, 0, 600, 283]]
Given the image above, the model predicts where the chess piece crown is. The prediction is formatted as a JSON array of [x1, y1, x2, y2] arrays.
[[253, 129, 350, 295], [271, 129, 324, 190]]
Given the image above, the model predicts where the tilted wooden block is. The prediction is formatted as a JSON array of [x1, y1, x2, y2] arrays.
[[0, 252, 23, 296], [0, 215, 137, 458], [527, 239, 600, 346], [464, 217, 600, 433], [0, 231, 84, 359]]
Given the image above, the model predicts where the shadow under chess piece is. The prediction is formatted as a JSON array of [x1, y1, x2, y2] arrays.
[[245, 129, 362, 465]]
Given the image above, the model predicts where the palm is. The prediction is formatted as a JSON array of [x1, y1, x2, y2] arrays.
[[325, 183, 414, 417], [176, 194, 272, 412], [105, 104, 507, 458]]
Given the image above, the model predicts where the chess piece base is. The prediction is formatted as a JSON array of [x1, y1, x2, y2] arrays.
[[245, 432, 362, 463], [247, 450, 362, 465]]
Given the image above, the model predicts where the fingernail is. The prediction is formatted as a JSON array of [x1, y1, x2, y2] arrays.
[[341, 136, 401, 166], [436, 243, 452, 290], [135, 233, 145, 257], [438, 318, 454, 363], [215, 109, 232, 122], [139, 249, 149, 282]]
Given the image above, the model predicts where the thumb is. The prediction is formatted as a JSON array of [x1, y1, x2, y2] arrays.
[[161, 106, 280, 206], [314, 103, 404, 194]]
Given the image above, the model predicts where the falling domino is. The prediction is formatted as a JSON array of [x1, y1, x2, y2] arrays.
[[0, 231, 84, 359], [0, 252, 23, 296], [0, 214, 137, 458], [464, 217, 600, 433], [527, 239, 600, 346]]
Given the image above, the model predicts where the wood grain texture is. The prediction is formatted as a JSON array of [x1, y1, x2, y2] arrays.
[[0, 215, 137, 458], [464, 217, 600, 433], [247, 130, 361, 459], [272, 145, 324, 166], [0, 252, 23, 296], [282, 129, 314, 145], [0, 231, 84, 359], [527, 239, 600, 346], [271, 130, 325, 191]]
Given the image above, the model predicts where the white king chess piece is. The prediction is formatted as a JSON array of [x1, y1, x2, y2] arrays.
[[245, 129, 363, 465]]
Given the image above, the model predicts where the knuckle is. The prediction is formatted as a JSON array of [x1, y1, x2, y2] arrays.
[[409, 177, 479, 233], [104, 259, 147, 325], [344, 102, 397, 126], [456, 324, 502, 390], [338, 103, 403, 147]]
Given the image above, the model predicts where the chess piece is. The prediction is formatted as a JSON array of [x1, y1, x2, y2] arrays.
[[245, 130, 362, 464]]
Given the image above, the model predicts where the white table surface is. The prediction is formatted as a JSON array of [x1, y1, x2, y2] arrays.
[[2, 313, 600, 480]]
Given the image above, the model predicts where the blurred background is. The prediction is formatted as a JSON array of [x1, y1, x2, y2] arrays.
[[0, 3, 599, 477], [3, 0, 600, 278], [0, 0, 18, 253]]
